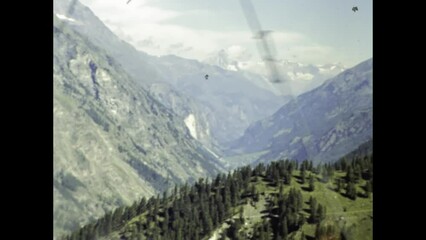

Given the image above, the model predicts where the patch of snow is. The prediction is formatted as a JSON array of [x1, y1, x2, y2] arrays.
[[184, 114, 198, 140], [227, 65, 238, 71], [55, 14, 76, 22], [273, 128, 291, 137], [286, 72, 314, 81], [204, 147, 220, 159], [290, 136, 301, 145]]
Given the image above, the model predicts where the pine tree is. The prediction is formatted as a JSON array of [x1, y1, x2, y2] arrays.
[[264, 219, 272, 240], [201, 209, 213, 235], [285, 171, 292, 185], [354, 165, 362, 183], [105, 213, 112, 235], [162, 207, 169, 234], [308, 161, 313, 172], [251, 184, 256, 196], [279, 182, 284, 198], [301, 168, 306, 184], [365, 180, 372, 198], [309, 174, 315, 192], [239, 206, 244, 224], [137, 197, 147, 215], [128, 201, 138, 220], [112, 207, 124, 228], [227, 220, 242, 240], [298, 213, 306, 228], [281, 216, 288, 239], [317, 204, 326, 222], [345, 166, 355, 183], [346, 182, 357, 200], [336, 178, 342, 192], [309, 198, 317, 223], [315, 223, 322, 239]]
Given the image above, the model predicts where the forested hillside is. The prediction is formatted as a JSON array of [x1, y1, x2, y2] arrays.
[[64, 153, 372, 240]]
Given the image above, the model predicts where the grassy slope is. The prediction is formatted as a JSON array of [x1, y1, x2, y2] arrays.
[[291, 171, 373, 240]]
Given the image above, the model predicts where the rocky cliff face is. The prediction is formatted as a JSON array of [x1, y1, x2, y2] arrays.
[[54, 0, 285, 148], [228, 59, 372, 164], [147, 83, 220, 151], [54, 18, 224, 237]]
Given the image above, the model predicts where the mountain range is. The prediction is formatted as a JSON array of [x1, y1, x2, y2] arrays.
[[53, 0, 372, 238], [54, 16, 224, 237], [54, 0, 287, 148], [203, 48, 346, 96], [226, 58, 372, 165]]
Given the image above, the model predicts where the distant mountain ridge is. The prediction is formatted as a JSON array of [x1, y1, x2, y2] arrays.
[[203, 48, 346, 96], [227, 58, 372, 165]]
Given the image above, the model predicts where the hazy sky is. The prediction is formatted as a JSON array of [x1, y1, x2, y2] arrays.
[[80, 0, 372, 68]]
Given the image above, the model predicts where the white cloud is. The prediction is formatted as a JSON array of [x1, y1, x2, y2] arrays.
[[225, 45, 252, 62], [135, 37, 161, 49], [80, 0, 338, 66], [81, 0, 180, 24]]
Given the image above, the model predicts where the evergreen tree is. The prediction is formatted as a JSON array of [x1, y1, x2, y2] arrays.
[[252, 223, 263, 240], [354, 165, 362, 183], [162, 207, 169, 233], [281, 216, 288, 239], [105, 213, 112, 235], [137, 197, 147, 215], [227, 220, 242, 240], [264, 219, 272, 240], [336, 178, 342, 192], [251, 184, 257, 196], [201, 208, 213, 234], [285, 171, 292, 185], [345, 182, 357, 200], [309, 174, 315, 192], [317, 204, 326, 222], [128, 201, 138, 220], [345, 166, 355, 183], [309, 198, 317, 223], [315, 223, 322, 239], [239, 206, 244, 224], [365, 180, 372, 198], [308, 161, 313, 172], [300, 168, 306, 184]]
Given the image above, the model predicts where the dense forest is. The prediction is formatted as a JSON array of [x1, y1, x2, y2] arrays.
[[63, 153, 373, 240]]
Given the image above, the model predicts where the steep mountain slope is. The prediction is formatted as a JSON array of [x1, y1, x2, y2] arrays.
[[228, 59, 372, 164], [152, 55, 288, 145], [147, 82, 219, 151], [53, 0, 285, 146], [54, 18, 224, 237]]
